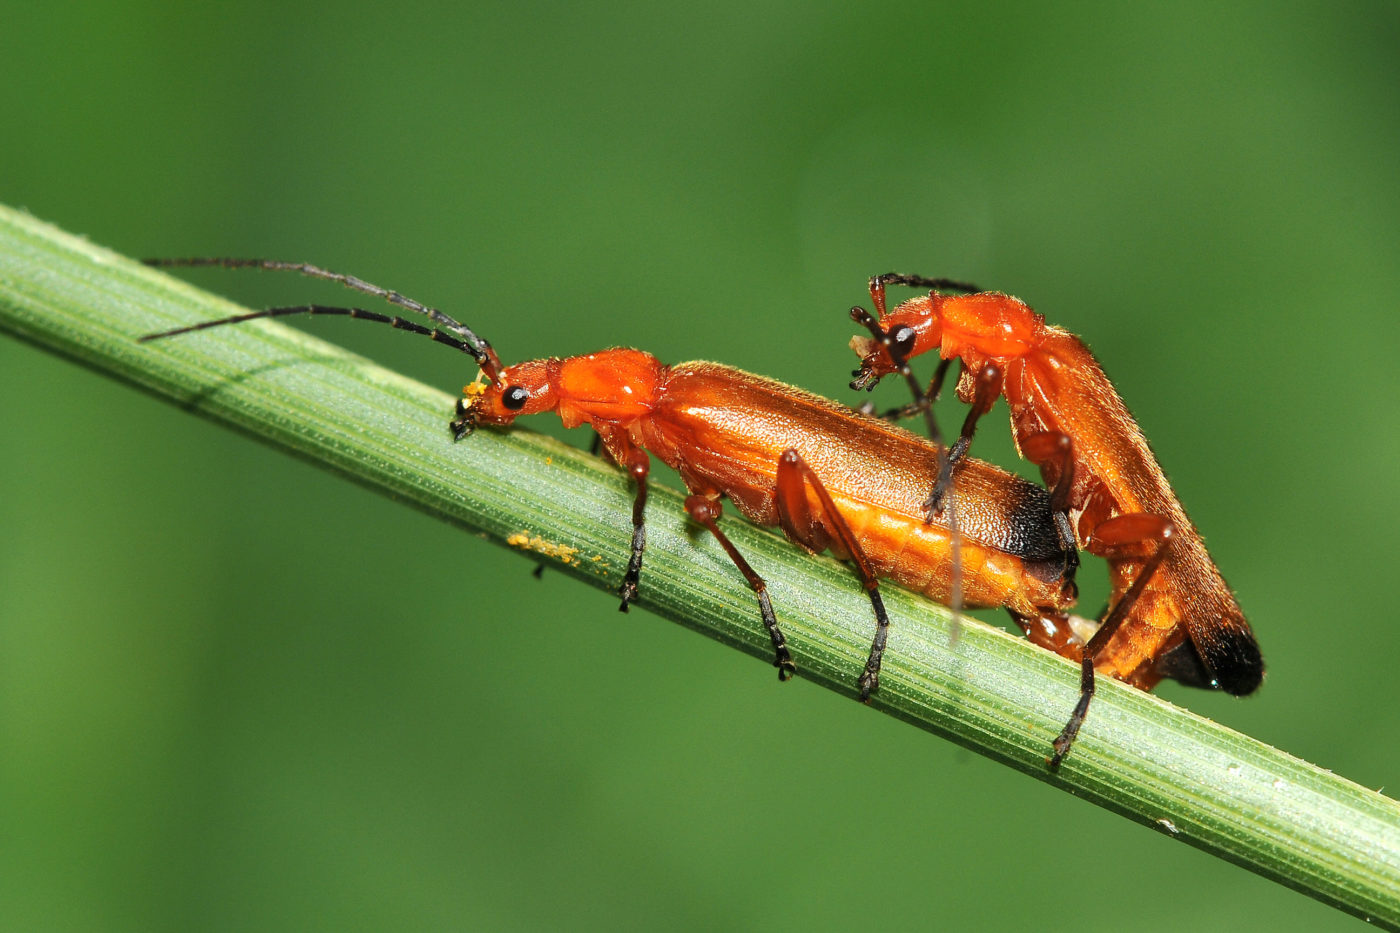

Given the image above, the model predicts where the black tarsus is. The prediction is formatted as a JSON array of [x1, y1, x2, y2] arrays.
[[859, 587, 891, 698]]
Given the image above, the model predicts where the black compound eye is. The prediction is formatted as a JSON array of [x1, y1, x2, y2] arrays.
[[502, 386, 530, 411], [891, 325, 917, 357]]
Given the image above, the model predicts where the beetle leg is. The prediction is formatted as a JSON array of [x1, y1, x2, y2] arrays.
[[1049, 513, 1175, 768], [1019, 431, 1078, 551], [775, 448, 890, 701], [1009, 610, 1085, 661], [856, 357, 954, 424], [683, 494, 795, 680], [606, 437, 652, 613], [925, 361, 1003, 518]]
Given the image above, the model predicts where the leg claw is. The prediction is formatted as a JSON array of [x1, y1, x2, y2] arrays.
[[617, 579, 638, 612], [775, 656, 797, 681]]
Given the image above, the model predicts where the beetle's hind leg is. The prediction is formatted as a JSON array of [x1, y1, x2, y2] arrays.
[[774, 448, 891, 700], [1049, 513, 1175, 768]]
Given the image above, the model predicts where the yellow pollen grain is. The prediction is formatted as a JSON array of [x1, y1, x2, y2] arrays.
[[506, 532, 581, 566]]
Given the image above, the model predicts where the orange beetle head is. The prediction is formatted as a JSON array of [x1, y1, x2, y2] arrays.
[[453, 358, 560, 437], [452, 348, 664, 437], [849, 294, 946, 390]]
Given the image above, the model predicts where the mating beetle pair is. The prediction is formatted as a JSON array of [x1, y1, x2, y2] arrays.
[[141, 258, 1262, 765]]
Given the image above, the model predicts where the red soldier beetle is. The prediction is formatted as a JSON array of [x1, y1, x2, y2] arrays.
[[139, 258, 1079, 710], [849, 274, 1264, 764]]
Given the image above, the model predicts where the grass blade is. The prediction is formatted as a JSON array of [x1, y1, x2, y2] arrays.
[[1, 203, 1396, 928]]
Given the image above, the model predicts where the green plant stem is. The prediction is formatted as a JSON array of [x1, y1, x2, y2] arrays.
[[1, 204, 1396, 928]]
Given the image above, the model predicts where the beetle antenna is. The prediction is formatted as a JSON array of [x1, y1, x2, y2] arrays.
[[140, 258, 504, 381], [142, 302, 490, 362], [869, 272, 983, 295]]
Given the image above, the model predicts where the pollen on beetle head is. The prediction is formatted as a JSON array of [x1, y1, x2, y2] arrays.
[[463, 374, 490, 399]]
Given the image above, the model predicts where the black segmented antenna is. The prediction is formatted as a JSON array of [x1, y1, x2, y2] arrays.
[[139, 258, 504, 381], [868, 272, 982, 295]]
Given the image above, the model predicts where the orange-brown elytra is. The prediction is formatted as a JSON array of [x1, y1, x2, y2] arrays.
[[849, 275, 1263, 764], [139, 258, 1080, 709]]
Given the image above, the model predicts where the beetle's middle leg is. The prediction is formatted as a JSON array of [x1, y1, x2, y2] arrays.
[[682, 492, 795, 680]]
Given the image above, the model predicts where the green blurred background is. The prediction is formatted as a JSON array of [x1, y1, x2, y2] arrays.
[[2, 2, 1397, 930]]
